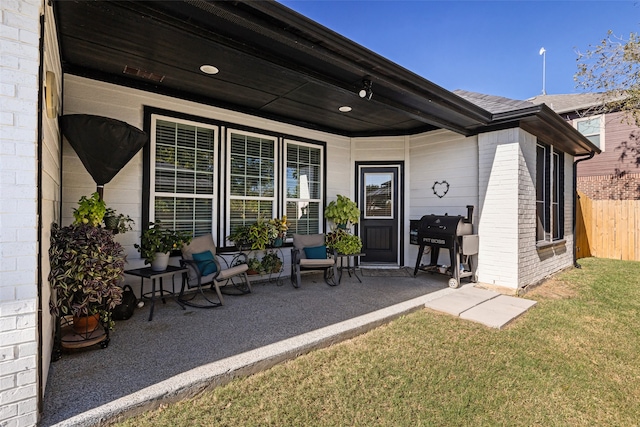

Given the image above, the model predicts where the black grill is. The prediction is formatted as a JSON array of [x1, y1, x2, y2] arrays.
[[412, 205, 478, 288]]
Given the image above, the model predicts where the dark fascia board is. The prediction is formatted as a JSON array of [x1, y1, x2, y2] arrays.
[[482, 104, 602, 156]]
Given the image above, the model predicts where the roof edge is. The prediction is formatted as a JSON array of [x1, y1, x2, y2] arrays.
[[485, 104, 602, 156]]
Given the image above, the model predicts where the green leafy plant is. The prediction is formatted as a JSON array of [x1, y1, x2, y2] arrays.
[[269, 216, 289, 239], [261, 250, 283, 273], [103, 207, 134, 234], [134, 222, 192, 263], [227, 225, 252, 249], [73, 192, 106, 227], [48, 223, 124, 330], [247, 218, 278, 250], [246, 256, 263, 274], [326, 228, 362, 255], [324, 194, 360, 228]]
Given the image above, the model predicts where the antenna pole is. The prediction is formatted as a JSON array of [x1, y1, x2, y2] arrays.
[[539, 47, 547, 95]]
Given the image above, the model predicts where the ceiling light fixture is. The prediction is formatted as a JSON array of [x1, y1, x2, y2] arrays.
[[358, 79, 373, 100], [339, 106, 352, 113], [200, 65, 219, 75]]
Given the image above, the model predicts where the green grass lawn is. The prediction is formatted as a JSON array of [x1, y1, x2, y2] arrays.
[[117, 258, 640, 426]]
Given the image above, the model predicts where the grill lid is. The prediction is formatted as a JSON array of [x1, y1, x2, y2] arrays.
[[418, 214, 472, 237]]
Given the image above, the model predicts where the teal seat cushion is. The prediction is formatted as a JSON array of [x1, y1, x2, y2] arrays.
[[304, 245, 327, 259], [192, 250, 217, 276]]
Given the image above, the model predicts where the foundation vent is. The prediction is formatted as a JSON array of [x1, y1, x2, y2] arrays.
[[123, 65, 165, 83]]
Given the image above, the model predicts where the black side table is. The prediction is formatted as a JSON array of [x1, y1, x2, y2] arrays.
[[335, 253, 365, 283], [124, 265, 187, 321]]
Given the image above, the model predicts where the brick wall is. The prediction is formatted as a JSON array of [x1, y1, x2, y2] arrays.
[[477, 129, 521, 288], [0, 0, 41, 426], [477, 129, 574, 290], [577, 173, 640, 200]]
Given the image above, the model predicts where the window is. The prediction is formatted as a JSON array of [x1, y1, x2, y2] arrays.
[[536, 143, 564, 243], [285, 141, 323, 235], [147, 111, 326, 246], [151, 116, 217, 237], [228, 131, 276, 232], [364, 173, 393, 219], [575, 115, 604, 150]]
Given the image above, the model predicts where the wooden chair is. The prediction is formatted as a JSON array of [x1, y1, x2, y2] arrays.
[[179, 234, 252, 308], [290, 233, 338, 288]]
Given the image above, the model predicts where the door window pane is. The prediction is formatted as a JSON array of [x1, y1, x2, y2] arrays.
[[364, 173, 393, 218]]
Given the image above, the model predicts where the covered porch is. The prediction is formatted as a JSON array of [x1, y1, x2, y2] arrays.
[[42, 271, 451, 426]]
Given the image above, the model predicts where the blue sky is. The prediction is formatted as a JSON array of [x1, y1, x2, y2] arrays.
[[278, 1, 640, 101]]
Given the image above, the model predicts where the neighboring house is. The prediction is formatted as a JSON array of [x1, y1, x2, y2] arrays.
[[529, 93, 640, 200], [0, 1, 599, 425]]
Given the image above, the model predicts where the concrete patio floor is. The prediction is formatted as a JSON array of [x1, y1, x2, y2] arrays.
[[40, 269, 536, 426]]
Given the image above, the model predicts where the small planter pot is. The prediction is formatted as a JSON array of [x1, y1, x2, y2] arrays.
[[273, 237, 283, 247], [72, 313, 100, 334], [151, 252, 170, 271], [272, 262, 283, 273], [104, 215, 119, 231]]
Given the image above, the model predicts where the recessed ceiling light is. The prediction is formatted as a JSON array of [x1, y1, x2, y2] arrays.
[[200, 65, 219, 75], [339, 106, 352, 113]]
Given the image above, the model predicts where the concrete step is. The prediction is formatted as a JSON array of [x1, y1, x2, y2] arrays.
[[425, 285, 537, 329]]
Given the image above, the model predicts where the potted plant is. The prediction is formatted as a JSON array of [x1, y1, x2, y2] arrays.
[[246, 255, 263, 275], [269, 216, 289, 247], [73, 192, 106, 226], [247, 218, 278, 250], [49, 223, 124, 333], [261, 250, 283, 274], [135, 222, 192, 271], [227, 224, 251, 250], [324, 194, 360, 229], [326, 228, 363, 255], [103, 207, 134, 235]]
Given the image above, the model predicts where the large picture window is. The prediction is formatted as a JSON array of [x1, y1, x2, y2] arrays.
[[536, 143, 564, 243], [285, 141, 323, 235], [151, 116, 217, 237], [228, 131, 276, 232], [147, 111, 326, 246]]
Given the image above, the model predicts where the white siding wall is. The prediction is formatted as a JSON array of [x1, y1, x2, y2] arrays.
[[62, 75, 351, 282], [0, 0, 41, 426], [408, 130, 479, 267], [40, 0, 62, 404]]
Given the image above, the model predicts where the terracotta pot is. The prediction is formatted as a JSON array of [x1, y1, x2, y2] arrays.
[[72, 313, 100, 334]]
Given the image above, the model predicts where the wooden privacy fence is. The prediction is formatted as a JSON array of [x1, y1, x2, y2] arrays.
[[576, 191, 640, 261]]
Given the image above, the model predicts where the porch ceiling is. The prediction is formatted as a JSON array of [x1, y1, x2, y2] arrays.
[[53, 0, 493, 138]]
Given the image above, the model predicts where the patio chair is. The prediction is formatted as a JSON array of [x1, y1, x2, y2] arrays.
[[290, 233, 338, 288], [179, 234, 252, 308]]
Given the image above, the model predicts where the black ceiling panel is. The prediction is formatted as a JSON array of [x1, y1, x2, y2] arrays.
[[53, 0, 492, 137]]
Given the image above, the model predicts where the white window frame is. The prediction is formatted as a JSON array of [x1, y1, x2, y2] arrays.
[[150, 114, 218, 236], [226, 129, 278, 241], [574, 115, 605, 151], [284, 139, 324, 236]]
